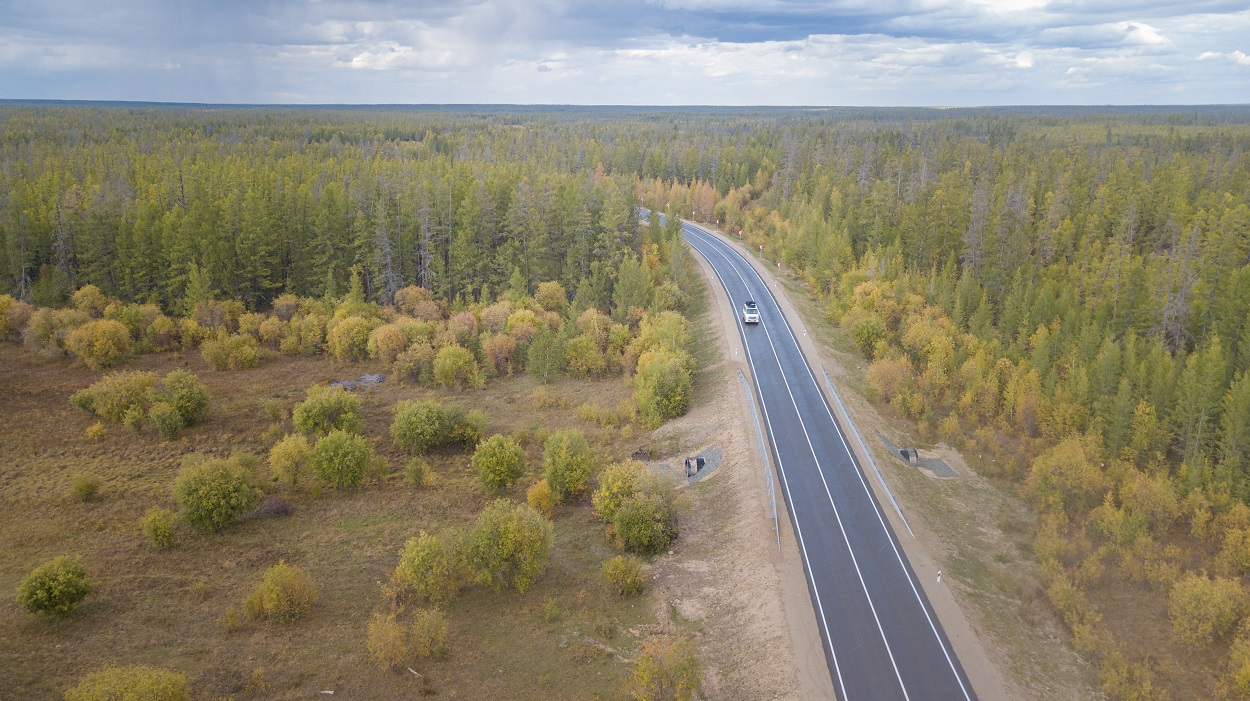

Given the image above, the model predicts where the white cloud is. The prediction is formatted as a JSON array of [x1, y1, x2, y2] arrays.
[[1195, 49, 1250, 65], [0, 0, 1248, 103]]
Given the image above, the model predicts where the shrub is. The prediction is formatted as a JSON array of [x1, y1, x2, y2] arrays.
[[367, 613, 409, 669], [15, 555, 91, 616], [193, 300, 243, 331], [65, 319, 133, 369], [200, 332, 261, 371], [172, 457, 261, 532], [85, 422, 106, 441], [481, 333, 517, 376], [627, 636, 702, 701], [258, 315, 286, 348], [150, 402, 184, 440], [106, 303, 163, 342], [851, 315, 889, 359], [123, 406, 146, 432], [243, 561, 319, 623], [390, 399, 480, 454], [71, 284, 110, 317], [293, 385, 364, 436], [394, 530, 470, 605], [1169, 572, 1247, 647], [535, 280, 567, 313], [1026, 436, 1109, 516], [1223, 627, 1250, 698], [542, 429, 592, 502], [64, 665, 189, 701], [614, 493, 679, 555], [473, 435, 525, 491], [269, 434, 314, 488], [865, 356, 912, 404], [395, 285, 440, 318], [480, 300, 512, 333], [143, 508, 175, 549], [70, 474, 103, 502], [633, 349, 693, 428], [602, 555, 647, 597], [70, 371, 157, 423], [406, 458, 429, 488], [593, 460, 646, 522], [145, 314, 180, 352], [4, 297, 34, 339], [410, 607, 450, 658], [281, 313, 326, 355], [23, 307, 89, 356], [433, 343, 484, 390], [469, 499, 553, 593], [526, 480, 556, 517], [271, 293, 300, 321], [0, 294, 14, 338], [161, 370, 209, 426], [593, 461, 680, 553], [327, 315, 375, 363], [564, 334, 607, 378], [367, 323, 409, 364], [393, 342, 436, 386], [312, 430, 374, 488], [391, 399, 448, 454]]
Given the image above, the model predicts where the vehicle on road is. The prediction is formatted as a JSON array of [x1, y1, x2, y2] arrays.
[[742, 300, 760, 324]]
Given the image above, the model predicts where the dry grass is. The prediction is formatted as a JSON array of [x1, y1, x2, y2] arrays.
[[0, 343, 656, 700]]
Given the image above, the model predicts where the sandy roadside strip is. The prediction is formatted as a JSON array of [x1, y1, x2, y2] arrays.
[[683, 220, 1013, 701]]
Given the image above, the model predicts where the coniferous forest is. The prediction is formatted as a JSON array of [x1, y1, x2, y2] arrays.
[[4, 103, 1250, 699]]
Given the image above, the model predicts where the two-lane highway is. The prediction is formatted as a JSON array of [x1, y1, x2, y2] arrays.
[[682, 219, 976, 701]]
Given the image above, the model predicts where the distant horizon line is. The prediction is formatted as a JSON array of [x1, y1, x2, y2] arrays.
[[2, 98, 1249, 111]]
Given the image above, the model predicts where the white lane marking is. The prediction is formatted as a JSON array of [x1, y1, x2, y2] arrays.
[[685, 221, 974, 701], [690, 226, 911, 701], [683, 229, 851, 701]]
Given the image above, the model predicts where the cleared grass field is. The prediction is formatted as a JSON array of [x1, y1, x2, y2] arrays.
[[0, 343, 667, 700]]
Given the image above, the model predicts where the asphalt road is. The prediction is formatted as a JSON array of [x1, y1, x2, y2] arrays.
[[681, 220, 977, 701]]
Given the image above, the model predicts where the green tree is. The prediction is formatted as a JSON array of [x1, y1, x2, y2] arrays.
[[15, 555, 92, 616], [525, 327, 564, 383], [173, 457, 261, 532], [469, 499, 553, 593], [1025, 435, 1108, 516], [633, 349, 693, 428], [613, 253, 650, 322], [542, 428, 593, 502], [1173, 338, 1231, 464], [473, 434, 526, 491], [312, 430, 374, 488], [394, 529, 470, 605], [433, 343, 483, 390], [293, 386, 364, 436], [242, 561, 319, 624], [1169, 572, 1247, 648], [269, 434, 314, 488]]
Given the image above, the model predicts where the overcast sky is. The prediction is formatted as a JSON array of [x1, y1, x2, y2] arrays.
[[1, 0, 1248, 105]]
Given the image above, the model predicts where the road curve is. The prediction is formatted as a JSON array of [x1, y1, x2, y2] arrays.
[[680, 219, 977, 701]]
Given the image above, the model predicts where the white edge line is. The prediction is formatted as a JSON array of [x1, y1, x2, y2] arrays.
[[688, 225, 912, 701], [685, 219, 974, 701], [680, 220, 852, 701]]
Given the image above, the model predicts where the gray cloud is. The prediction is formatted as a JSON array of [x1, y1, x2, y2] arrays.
[[0, 0, 1246, 104]]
